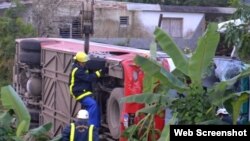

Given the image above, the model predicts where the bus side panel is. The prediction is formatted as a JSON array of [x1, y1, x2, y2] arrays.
[[120, 59, 144, 141], [40, 48, 81, 137], [120, 58, 167, 140], [122, 59, 144, 113]]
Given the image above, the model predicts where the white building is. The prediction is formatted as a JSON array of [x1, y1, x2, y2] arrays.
[[86, 1, 236, 50]]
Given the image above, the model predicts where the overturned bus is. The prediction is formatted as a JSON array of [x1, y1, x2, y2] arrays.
[[13, 38, 171, 140]]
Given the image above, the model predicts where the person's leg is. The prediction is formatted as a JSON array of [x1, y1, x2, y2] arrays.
[[80, 97, 100, 128]]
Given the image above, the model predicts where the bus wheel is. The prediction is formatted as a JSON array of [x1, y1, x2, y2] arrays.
[[107, 88, 123, 139], [19, 51, 40, 65], [20, 40, 41, 52]]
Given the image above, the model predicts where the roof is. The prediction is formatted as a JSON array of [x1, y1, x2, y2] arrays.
[[94, 1, 236, 15], [160, 5, 236, 14], [94, 0, 126, 9], [127, 3, 160, 11]]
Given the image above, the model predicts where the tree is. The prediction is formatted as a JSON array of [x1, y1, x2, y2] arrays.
[[122, 23, 250, 140], [0, 0, 36, 87], [32, 0, 65, 37], [222, 4, 250, 62]]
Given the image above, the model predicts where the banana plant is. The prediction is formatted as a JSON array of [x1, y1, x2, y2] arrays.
[[23, 122, 60, 141], [0, 85, 31, 137], [0, 85, 60, 141], [122, 23, 250, 140]]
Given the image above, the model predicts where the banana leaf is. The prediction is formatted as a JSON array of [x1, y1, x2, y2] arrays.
[[208, 82, 228, 106], [189, 23, 220, 84], [208, 67, 250, 107], [143, 73, 158, 93], [150, 42, 157, 60], [0, 85, 30, 137], [134, 55, 160, 76], [122, 125, 138, 139], [121, 93, 171, 105], [0, 111, 15, 133], [23, 122, 54, 141], [137, 104, 166, 115], [158, 68, 188, 92], [29, 122, 52, 137], [134, 55, 188, 93], [225, 67, 250, 87], [154, 27, 188, 76], [142, 42, 160, 93], [171, 69, 188, 82], [230, 92, 250, 124], [210, 90, 250, 124]]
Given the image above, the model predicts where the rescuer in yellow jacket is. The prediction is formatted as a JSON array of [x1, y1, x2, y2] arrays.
[[69, 52, 102, 128], [61, 109, 99, 141]]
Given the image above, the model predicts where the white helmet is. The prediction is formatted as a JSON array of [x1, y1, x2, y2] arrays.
[[216, 108, 229, 116], [77, 109, 89, 119]]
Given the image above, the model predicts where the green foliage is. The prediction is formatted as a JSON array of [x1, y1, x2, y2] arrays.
[[0, 85, 60, 141], [0, 111, 16, 141], [122, 114, 161, 141], [154, 27, 188, 76], [188, 23, 220, 84], [1, 85, 31, 136], [154, 22, 250, 125], [154, 23, 221, 123], [0, 0, 36, 87], [134, 56, 188, 92], [229, 92, 250, 124], [223, 4, 250, 62], [122, 22, 250, 140], [121, 93, 170, 105], [228, 0, 241, 7], [171, 91, 212, 124], [23, 123, 52, 141]]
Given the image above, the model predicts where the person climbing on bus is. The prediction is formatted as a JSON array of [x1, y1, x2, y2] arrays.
[[62, 109, 99, 141], [69, 51, 102, 128]]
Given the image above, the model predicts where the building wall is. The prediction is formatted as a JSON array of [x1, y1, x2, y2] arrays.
[[132, 11, 204, 38], [93, 9, 205, 49], [94, 8, 150, 38], [94, 8, 204, 39], [172, 16, 205, 51], [36, 0, 206, 49], [28, 0, 206, 49]]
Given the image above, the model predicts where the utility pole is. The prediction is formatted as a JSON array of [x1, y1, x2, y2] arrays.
[[80, 0, 94, 54]]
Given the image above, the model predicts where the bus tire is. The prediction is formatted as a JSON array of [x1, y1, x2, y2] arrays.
[[107, 88, 123, 139], [20, 40, 41, 52], [20, 51, 40, 65]]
